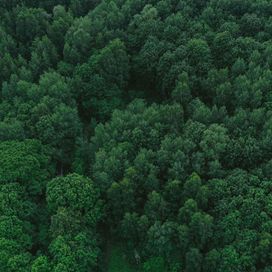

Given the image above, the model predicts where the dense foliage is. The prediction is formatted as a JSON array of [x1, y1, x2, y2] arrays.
[[2, 0, 272, 271]]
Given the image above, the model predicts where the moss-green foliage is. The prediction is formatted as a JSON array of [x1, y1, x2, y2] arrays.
[[108, 245, 138, 272], [0, 140, 51, 194], [2, 0, 272, 271], [143, 257, 165, 272]]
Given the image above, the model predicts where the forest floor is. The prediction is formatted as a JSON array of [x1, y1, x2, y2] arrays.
[[107, 244, 138, 272]]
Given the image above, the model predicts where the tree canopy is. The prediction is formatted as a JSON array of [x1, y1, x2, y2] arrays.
[[1, 0, 272, 271]]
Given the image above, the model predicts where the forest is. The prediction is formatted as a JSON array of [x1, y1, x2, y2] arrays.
[[1, 0, 272, 271]]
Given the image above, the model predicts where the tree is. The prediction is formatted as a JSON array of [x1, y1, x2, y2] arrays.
[[144, 191, 168, 222], [212, 31, 235, 68], [0, 183, 32, 218], [178, 199, 198, 225], [0, 119, 25, 141], [185, 248, 202, 272], [49, 233, 99, 272], [0, 140, 51, 194], [189, 212, 213, 249], [34, 102, 80, 172], [218, 246, 241, 272], [31, 256, 51, 272], [200, 124, 229, 160], [187, 38, 212, 75], [143, 256, 165, 272], [48, 5, 73, 54], [156, 47, 187, 97], [47, 174, 102, 271], [69, 0, 100, 16], [0, 216, 32, 250], [72, 39, 129, 121], [146, 221, 178, 261], [171, 72, 192, 106], [200, 124, 229, 177], [47, 174, 102, 228], [0, 53, 17, 86], [183, 173, 202, 201], [121, 212, 149, 250], [29, 36, 59, 80], [203, 249, 220, 272], [127, 4, 162, 51], [240, 13, 262, 36], [28, 72, 81, 171], [14, 6, 49, 53]]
